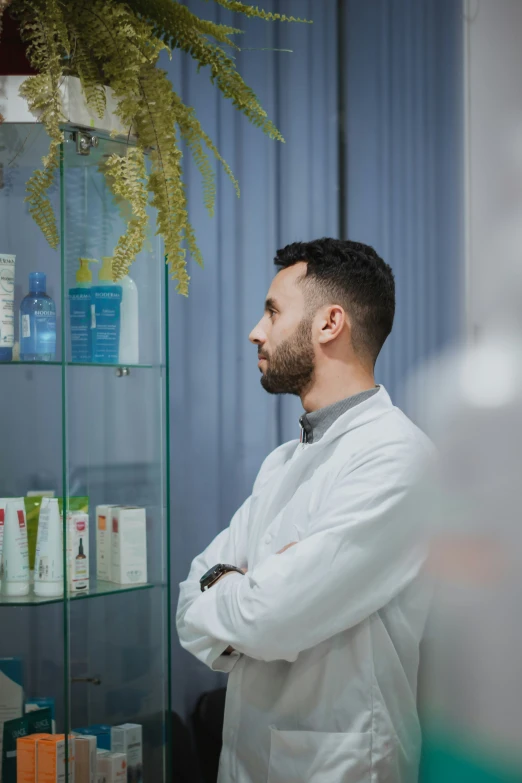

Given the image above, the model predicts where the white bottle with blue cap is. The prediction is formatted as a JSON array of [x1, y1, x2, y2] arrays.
[[19, 272, 57, 362]]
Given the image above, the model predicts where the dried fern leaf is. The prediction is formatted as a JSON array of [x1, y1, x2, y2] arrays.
[[207, 0, 310, 24]]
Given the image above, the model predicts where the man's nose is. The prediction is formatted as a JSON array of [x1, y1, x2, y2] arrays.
[[249, 320, 265, 345]]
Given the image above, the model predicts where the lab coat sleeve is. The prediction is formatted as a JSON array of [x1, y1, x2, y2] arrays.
[[183, 447, 429, 663], [176, 496, 251, 672]]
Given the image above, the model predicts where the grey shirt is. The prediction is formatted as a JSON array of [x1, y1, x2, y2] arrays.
[[299, 387, 379, 444]]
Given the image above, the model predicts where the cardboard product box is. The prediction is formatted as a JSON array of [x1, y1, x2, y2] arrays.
[[74, 728, 110, 752], [25, 700, 56, 734], [3, 711, 53, 783], [111, 508, 147, 585], [96, 753, 126, 783], [0, 658, 23, 781], [16, 734, 50, 783], [110, 726, 141, 783], [73, 736, 96, 783], [36, 736, 75, 783], [66, 513, 89, 593], [96, 506, 118, 582]]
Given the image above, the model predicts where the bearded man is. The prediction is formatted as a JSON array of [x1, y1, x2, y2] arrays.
[[177, 238, 432, 783]]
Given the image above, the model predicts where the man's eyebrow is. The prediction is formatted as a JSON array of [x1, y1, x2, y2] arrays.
[[265, 297, 278, 311]]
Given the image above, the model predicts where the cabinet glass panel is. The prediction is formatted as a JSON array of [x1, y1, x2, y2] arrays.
[[0, 122, 171, 783]]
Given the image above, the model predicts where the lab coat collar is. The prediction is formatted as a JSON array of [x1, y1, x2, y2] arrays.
[[304, 385, 394, 449]]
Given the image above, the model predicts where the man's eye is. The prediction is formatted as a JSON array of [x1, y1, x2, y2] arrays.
[[268, 309, 276, 319]]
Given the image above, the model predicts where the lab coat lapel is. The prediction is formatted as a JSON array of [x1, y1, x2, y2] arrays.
[[255, 387, 394, 535]]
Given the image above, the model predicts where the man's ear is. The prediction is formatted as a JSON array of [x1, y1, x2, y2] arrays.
[[317, 305, 348, 345]]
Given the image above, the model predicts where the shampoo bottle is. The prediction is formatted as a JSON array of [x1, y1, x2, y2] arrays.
[[3, 499, 29, 596], [20, 273, 56, 361], [119, 274, 139, 365], [91, 257, 122, 364], [69, 258, 97, 363]]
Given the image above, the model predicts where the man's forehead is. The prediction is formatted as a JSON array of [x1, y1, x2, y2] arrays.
[[268, 262, 307, 300]]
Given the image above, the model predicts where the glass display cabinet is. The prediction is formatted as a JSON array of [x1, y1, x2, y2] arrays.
[[0, 79, 171, 783]]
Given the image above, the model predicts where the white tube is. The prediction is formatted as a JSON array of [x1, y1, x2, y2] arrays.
[[34, 498, 63, 597], [0, 254, 15, 362], [3, 499, 29, 596]]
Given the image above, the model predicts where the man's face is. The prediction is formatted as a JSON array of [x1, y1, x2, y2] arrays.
[[249, 263, 316, 396]]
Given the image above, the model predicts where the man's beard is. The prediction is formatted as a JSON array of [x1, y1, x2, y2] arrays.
[[259, 316, 315, 396]]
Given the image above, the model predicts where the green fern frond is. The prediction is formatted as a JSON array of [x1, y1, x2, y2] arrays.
[[127, 0, 243, 49], [15, 0, 67, 249], [73, 37, 106, 119], [207, 0, 310, 23], [9, 0, 303, 293], [100, 148, 148, 280]]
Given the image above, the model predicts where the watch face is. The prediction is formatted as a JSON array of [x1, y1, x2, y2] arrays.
[[200, 564, 223, 588]]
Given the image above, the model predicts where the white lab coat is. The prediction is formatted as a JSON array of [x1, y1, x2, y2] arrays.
[[177, 387, 433, 783]]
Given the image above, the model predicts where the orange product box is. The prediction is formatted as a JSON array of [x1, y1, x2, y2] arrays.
[[36, 735, 75, 783], [17, 734, 51, 783]]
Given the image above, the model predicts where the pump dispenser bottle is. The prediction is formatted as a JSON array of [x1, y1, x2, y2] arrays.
[[69, 258, 97, 363], [91, 257, 122, 364]]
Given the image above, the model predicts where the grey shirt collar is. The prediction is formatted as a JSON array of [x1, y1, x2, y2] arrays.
[[299, 387, 379, 444]]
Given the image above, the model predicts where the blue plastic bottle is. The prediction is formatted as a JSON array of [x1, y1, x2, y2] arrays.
[[69, 258, 97, 363], [91, 257, 122, 364], [20, 273, 56, 361]]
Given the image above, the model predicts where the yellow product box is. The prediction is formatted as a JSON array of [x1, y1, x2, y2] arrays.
[[16, 734, 51, 783], [36, 735, 75, 783]]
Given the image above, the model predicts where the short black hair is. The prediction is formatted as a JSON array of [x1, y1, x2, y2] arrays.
[[274, 238, 395, 365]]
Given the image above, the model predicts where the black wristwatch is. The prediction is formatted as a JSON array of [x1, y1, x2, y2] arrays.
[[200, 564, 244, 592]]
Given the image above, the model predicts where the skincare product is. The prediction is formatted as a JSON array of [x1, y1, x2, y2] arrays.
[[17, 734, 50, 783], [66, 513, 89, 593], [0, 658, 23, 779], [96, 506, 117, 583], [96, 753, 126, 783], [25, 700, 56, 735], [34, 500, 63, 598], [0, 255, 15, 362], [74, 728, 110, 753], [3, 710, 52, 783], [25, 498, 88, 573], [118, 275, 138, 365], [74, 736, 96, 783], [20, 274, 56, 362], [91, 258, 122, 365], [3, 501, 29, 596], [110, 726, 141, 783], [111, 508, 147, 585], [36, 735, 74, 783], [69, 259, 97, 364]]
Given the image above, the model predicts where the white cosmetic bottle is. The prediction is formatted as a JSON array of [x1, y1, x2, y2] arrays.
[[119, 274, 139, 365], [34, 498, 63, 597], [3, 499, 29, 596]]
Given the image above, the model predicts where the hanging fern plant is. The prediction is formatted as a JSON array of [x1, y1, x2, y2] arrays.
[[1, 0, 308, 294]]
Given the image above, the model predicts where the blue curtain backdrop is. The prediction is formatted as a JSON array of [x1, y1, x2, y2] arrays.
[[165, 0, 463, 717]]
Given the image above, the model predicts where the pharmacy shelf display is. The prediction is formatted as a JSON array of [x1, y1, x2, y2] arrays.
[[0, 100, 172, 783]]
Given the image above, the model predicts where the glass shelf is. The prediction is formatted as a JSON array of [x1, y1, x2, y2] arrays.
[[0, 580, 154, 607], [0, 361, 157, 369]]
